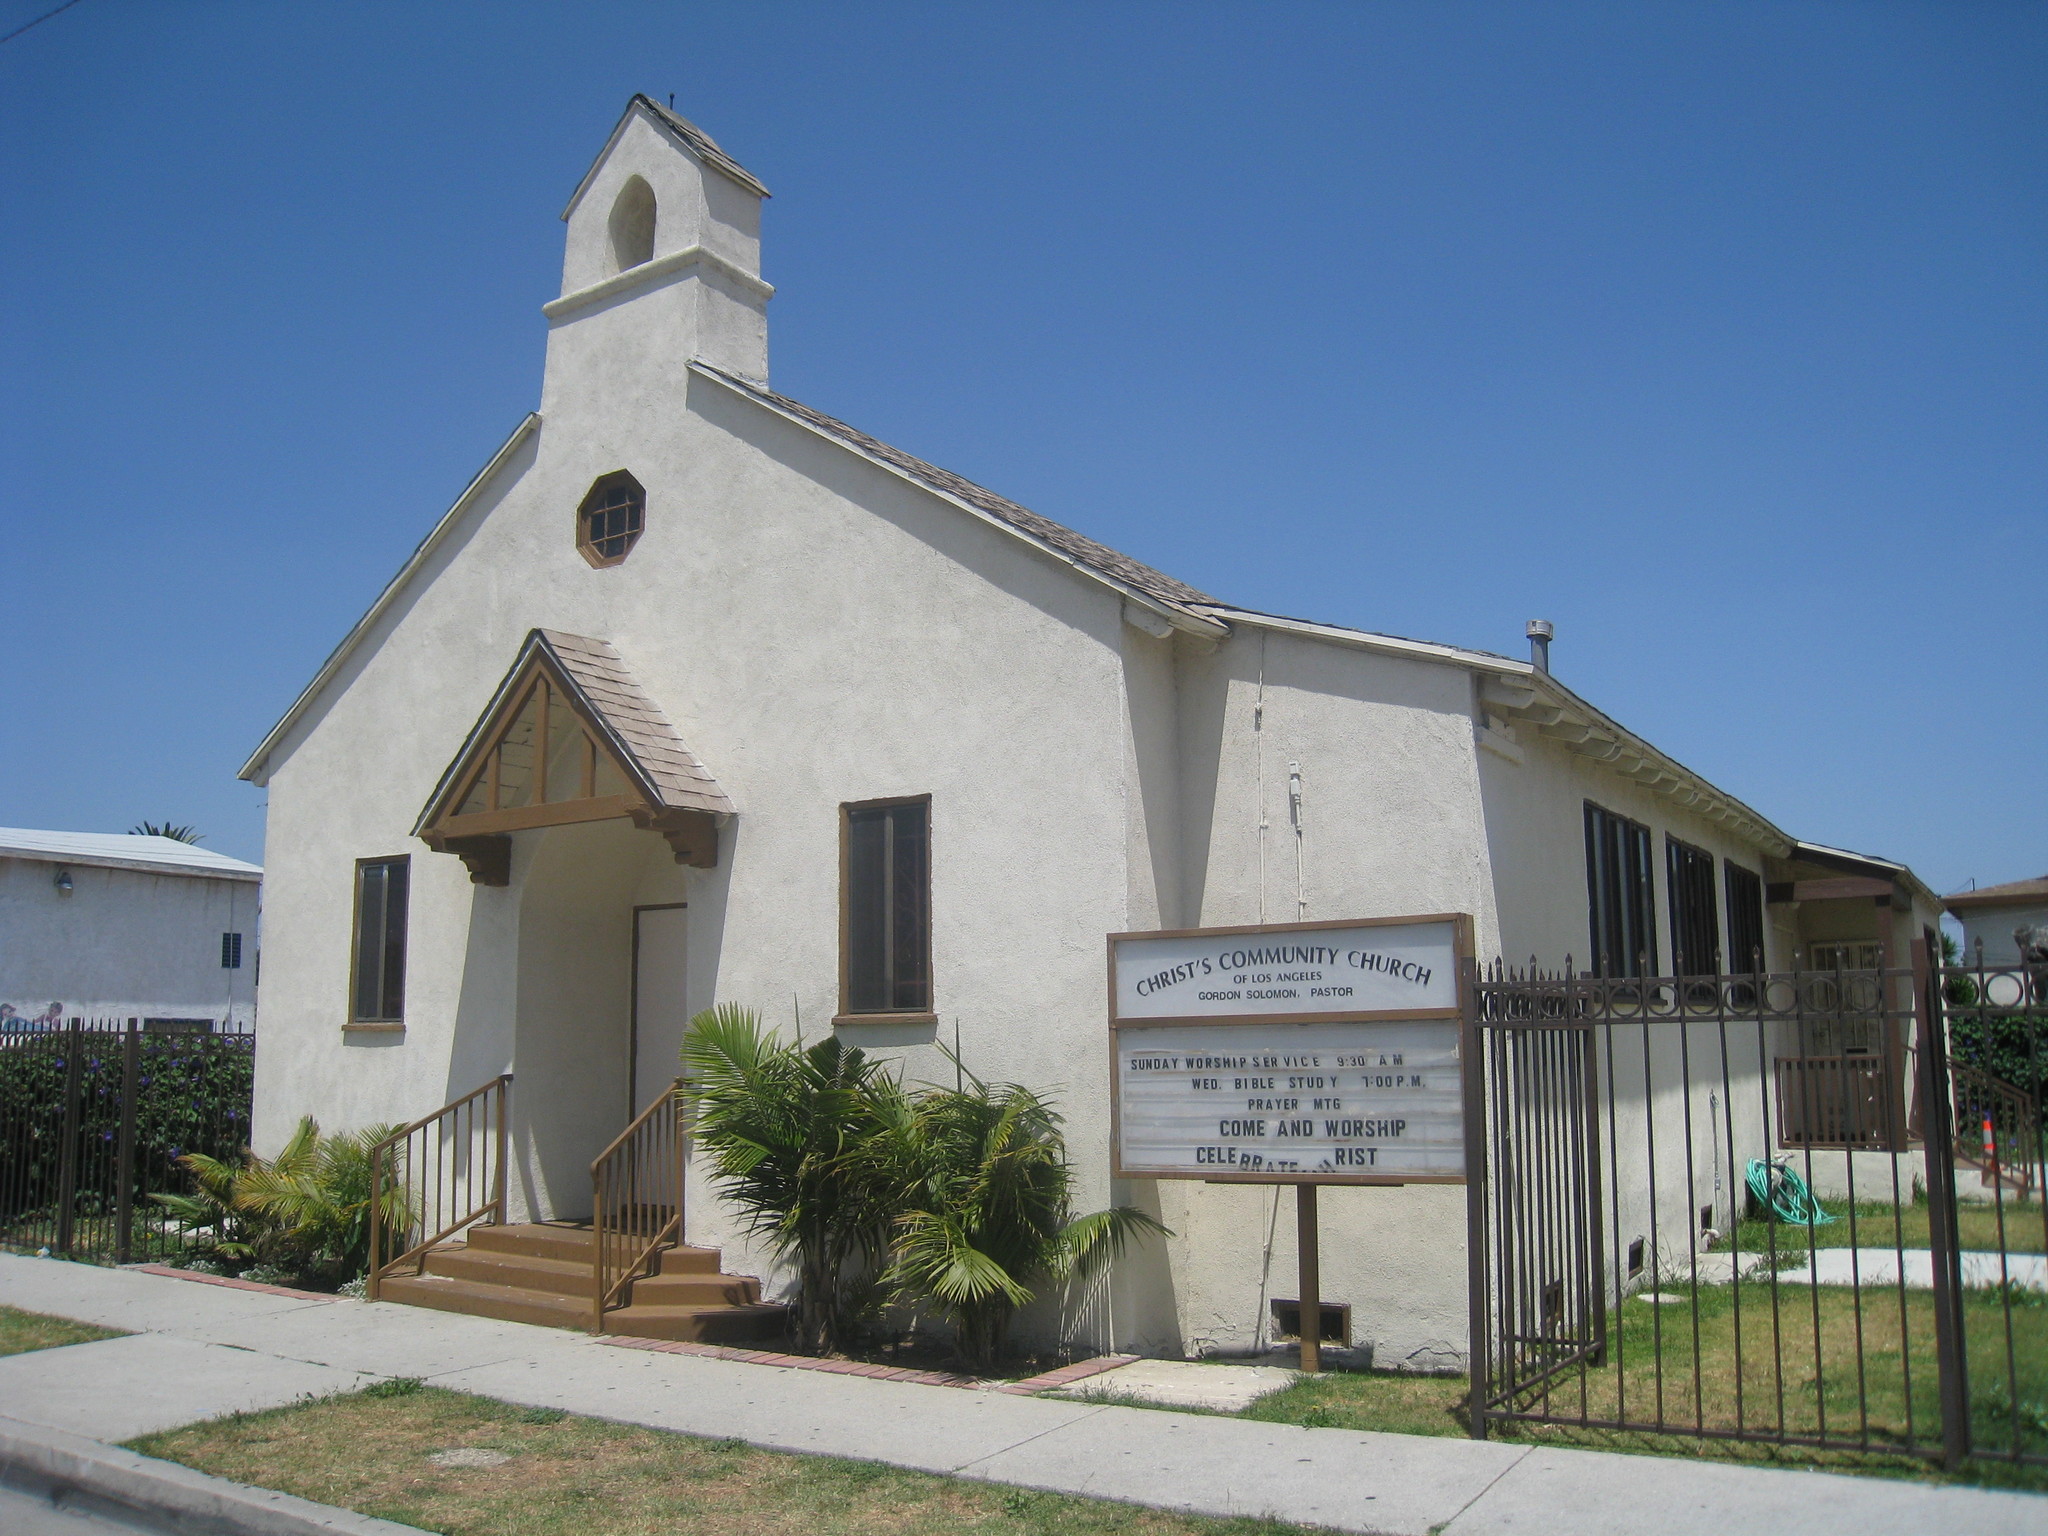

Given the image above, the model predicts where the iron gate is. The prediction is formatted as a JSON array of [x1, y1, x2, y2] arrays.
[[0, 1018, 255, 1264], [1465, 940, 2048, 1471]]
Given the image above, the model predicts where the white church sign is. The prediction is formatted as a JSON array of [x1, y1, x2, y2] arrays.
[[1108, 915, 1473, 1186]]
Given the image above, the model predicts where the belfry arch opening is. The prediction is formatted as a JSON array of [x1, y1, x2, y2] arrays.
[[608, 176, 657, 272]]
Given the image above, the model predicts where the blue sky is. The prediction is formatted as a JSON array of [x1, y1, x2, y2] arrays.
[[1, 2, 2041, 894]]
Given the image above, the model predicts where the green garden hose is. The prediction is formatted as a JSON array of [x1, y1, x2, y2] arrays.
[[1745, 1158, 1835, 1226]]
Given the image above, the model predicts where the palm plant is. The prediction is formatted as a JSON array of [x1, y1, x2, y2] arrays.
[[233, 1116, 409, 1286], [886, 1063, 1168, 1372], [680, 1004, 906, 1353], [152, 1147, 273, 1266], [154, 1116, 407, 1286], [129, 821, 201, 843]]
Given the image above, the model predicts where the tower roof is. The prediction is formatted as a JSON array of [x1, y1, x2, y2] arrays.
[[562, 94, 771, 220]]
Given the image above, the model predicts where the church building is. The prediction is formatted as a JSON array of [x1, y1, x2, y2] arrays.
[[241, 97, 1940, 1368]]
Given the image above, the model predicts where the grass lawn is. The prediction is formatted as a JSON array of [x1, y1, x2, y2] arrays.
[[1238, 1281, 2048, 1491], [0, 1303, 125, 1357], [1730, 1196, 2046, 1257], [132, 1382, 1318, 1536]]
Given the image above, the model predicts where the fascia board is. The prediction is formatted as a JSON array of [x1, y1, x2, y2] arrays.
[[687, 364, 1227, 641], [238, 414, 542, 786], [1, 851, 260, 882], [1201, 607, 1530, 675], [1528, 675, 1794, 857]]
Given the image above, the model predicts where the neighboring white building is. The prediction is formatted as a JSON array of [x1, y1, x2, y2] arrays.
[[1946, 874, 2048, 966], [0, 828, 262, 1032], [238, 98, 1941, 1366]]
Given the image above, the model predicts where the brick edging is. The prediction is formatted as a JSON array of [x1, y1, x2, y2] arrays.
[[600, 1334, 1137, 1393], [127, 1264, 341, 1302]]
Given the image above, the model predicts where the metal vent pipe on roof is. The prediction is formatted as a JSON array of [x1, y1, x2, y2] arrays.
[[1526, 619, 1554, 673]]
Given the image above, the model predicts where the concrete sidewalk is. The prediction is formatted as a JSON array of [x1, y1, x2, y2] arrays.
[[1, 1254, 2042, 1536]]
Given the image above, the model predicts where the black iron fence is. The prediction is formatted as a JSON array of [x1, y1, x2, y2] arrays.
[[0, 1018, 256, 1264], [1464, 942, 2047, 1472]]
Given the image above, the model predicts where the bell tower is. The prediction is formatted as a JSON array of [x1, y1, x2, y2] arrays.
[[539, 96, 772, 420]]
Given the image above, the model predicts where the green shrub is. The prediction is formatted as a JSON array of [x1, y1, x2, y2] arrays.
[[0, 1032, 254, 1230], [884, 1063, 1166, 1372], [681, 1005, 906, 1354], [680, 1007, 1169, 1370], [154, 1115, 408, 1289]]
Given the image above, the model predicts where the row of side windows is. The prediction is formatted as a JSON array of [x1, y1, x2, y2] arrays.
[[1583, 801, 1766, 979], [346, 800, 935, 1026]]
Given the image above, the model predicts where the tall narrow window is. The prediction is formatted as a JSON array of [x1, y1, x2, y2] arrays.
[[351, 857, 410, 1024], [842, 799, 931, 1017], [1666, 837, 1720, 977], [220, 932, 243, 969], [1724, 862, 1765, 974], [1584, 802, 1656, 978]]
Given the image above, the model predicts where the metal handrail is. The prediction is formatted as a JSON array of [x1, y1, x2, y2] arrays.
[[1952, 1060, 2038, 1196], [590, 1078, 685, 1332], [366, 1073, 512, 1300]]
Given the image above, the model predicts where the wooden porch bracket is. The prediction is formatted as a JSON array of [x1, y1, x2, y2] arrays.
[[423, 832, 514, 887], [632, 807, 720, 868]]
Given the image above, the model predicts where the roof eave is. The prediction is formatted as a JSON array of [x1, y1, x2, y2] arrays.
[[0, 849, 261, 882], [239, 413, 542, 787], [687, 364, 1227, 641]]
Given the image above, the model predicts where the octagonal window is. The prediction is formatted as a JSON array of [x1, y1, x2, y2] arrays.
[[577, 470, 645, 567]]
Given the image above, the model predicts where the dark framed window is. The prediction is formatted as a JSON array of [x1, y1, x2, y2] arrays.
[[1584, 802, 1656, 978], [1666, 837, 1720, 977], [576, 470, 646, 567], [841, 798, 931, 1017], [351, 857, 410, 1023], [220, 932, 243, 969], [1724, 862, 1766, 975]]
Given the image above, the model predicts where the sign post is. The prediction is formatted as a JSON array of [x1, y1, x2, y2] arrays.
[[1107, 914, 1474, 1373]]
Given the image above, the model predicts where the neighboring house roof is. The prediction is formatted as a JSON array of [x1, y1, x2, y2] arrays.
[[0, 828, 261, 882], [1947, 874, 2048, 914], [561, 95, 771, 218], [691, 364, 1219, 616], [413, 629, 733, 835]]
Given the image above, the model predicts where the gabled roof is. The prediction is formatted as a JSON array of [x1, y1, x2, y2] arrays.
[[414, 629, 731, 835], [562, 95, 771, 221], [0, 828, 261, 882], [1947, 874, 2048, 914], [692, 364, 1218, 617]]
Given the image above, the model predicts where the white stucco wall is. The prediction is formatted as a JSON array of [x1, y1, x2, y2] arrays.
[[1959, 904, 2048, 965], [0, 856, 258, 1029]]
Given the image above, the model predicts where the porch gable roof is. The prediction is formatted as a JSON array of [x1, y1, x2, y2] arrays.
[[413, 628, 733, 839]]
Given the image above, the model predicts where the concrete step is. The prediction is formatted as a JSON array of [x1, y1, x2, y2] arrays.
[[652, 1245, 724, 1276], [627, 1271, 762, 1308], [600, 1302, 788, 1344], [378, 1272, 592, 1330], [467, 1222, 597, 1262], [421, 1245, 596, 1298]]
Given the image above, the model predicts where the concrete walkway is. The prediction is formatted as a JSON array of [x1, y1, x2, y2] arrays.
[[1, 1254, 2042, 1536]]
